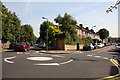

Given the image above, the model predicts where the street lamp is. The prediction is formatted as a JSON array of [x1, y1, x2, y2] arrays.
[[92, 26, 97, 43], [42, 16, 48, 51], [92, 26, 96, 30]]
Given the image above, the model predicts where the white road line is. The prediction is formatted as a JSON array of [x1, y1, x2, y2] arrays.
[[60, 59, 73, 65], [27, 57, 53, 61], [87, 55, 92, 57], [4, 56, 16, 64], [34, 63, 60, 66], [25, 53, 30, 54], [51, 55, 64, 57], [94, 56, 101, 58], [102, 57, 109, 60], [17, 52, 23, 54], [34, 59, 73, 66]]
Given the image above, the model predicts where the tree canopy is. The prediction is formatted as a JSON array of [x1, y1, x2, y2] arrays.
[[106, 0, 120, 13], [20, 24, 37, 42], [54, 13, 78, 42], [1, 1, 36, 43], [98, 28, 109, 41], [1, 2, 21, 42], [39, 21, 54, 41]]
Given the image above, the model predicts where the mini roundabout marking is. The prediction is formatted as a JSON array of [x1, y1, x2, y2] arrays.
[[27, 56, 73, 66], [27, 57, 53, 61]]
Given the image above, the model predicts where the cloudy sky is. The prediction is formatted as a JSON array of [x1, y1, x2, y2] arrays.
[[2, 0, 118, 37]]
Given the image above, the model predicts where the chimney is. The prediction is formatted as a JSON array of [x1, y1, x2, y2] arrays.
[[86, 27, 89, 30], [79, 24, 83, 27]]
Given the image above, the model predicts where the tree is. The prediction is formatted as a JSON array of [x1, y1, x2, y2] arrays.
[[1, 2, 21, 42], [106, 0, 120, 13], [48, 25, 62, 38], [54, 13, 77, 42], [98, 28, 109, 41], [20, 24, 36, 42], [39, 21, 54, 41]]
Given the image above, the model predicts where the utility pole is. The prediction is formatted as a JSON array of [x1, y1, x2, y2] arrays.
[[42, 17, 48, 51]]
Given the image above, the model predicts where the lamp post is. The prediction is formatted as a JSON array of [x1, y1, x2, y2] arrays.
[[92, 26, 96, 43], [92, 26, 96, 30], [42, 17, 48, 51]]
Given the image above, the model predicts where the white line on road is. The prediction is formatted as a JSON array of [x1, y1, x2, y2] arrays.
[[25, 53, 30, 54], [17, 52, 23, 54], [34, 63, 60, 66], [4, 56, 16, 64], [34, 59, 73, 66], [102, 57, 109, 60], [94, 56, 101, 58], [27, 57, 53, 61], [51, 55, 64, 57], [87, 55, 92, 57], [60, 59, 73, 65]]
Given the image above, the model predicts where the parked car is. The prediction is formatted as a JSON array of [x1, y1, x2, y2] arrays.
[[14, 42, 30, 51], [9, 43, 16, 49], [92, 43, 98, 49], [83, 43, 94, 50], [39, 42, 46, 48], [115, 43, 120, 51], [97, 43, 104, 48]]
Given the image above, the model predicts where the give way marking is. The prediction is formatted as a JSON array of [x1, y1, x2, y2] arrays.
[[4, 56, 16, 64]]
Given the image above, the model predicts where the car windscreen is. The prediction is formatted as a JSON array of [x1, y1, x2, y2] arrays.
[[84, 44, 90, 46], [16, 43, 20, 45], [118, 44, 120, 46], [20, 43, 25, 45], [97, 43, 101, 45]]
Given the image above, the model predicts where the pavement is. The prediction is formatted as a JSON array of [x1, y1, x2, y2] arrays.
[[39, 50, 83, 54]]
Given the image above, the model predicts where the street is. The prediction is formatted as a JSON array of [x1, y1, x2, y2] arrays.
[[2, 45, 120, 79]]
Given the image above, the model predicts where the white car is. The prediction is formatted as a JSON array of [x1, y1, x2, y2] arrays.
[[115, 43, 120, 51], [39, 42, 46, 48], [97, 43, 104, 48]]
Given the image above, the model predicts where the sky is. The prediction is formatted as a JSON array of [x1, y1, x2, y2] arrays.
[[2, 1, 118, 38]]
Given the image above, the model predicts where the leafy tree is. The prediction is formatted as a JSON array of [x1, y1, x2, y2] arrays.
[[1, 2, 21, 42], [98, 28, 109, 41], [48, 25, 62, 38], [54, 13, 77, 42], [20, 24, 36, 42], [106, 0, 120, 13], [39, 21, 54, 41]]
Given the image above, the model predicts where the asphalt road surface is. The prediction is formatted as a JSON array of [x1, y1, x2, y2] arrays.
[[2, 45, 120, 79]]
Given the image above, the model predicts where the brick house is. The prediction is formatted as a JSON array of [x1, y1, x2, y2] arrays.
[[77, 24, 101, 41]]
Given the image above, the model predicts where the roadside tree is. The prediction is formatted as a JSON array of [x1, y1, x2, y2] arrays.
[[54, 13, 78, 43], [98, 28, 109, 41], [20, 24, 36, 42], [39, 21, 54, 42]]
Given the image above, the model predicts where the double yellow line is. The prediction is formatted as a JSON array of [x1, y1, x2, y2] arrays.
[[96, 58, 120, 80]]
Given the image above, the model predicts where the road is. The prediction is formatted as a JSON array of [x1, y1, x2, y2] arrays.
[[2, 45, 120, 79]]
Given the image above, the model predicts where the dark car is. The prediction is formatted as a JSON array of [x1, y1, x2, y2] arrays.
[[9, 43, 16, 49], [14, 42, 30, 52], [83, 43, 94, 51], [92, 43, 98, 49]]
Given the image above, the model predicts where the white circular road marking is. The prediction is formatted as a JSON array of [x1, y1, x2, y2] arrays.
[[27, 57, 53, 61]]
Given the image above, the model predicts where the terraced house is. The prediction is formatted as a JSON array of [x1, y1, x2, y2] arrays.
[[77, 24, 101, 41]]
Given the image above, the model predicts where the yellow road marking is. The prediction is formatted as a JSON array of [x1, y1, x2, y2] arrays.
[[35, 51, 39, 53], [96, 58, 120, 80], [80, 52, 83, 53]]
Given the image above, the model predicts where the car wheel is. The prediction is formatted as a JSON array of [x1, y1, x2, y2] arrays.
[[14, 49, 16, 52], [25, 49, 27, 52], [27, 48, 29, 51]]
